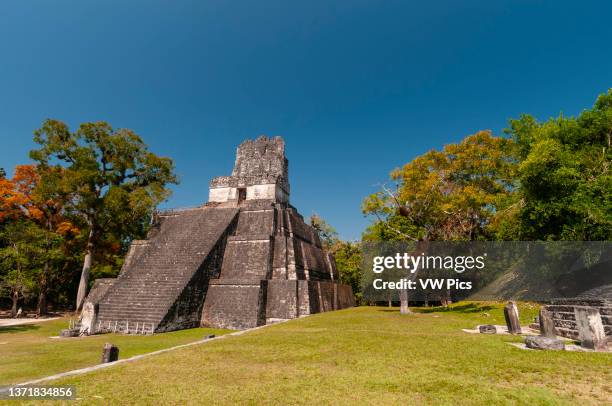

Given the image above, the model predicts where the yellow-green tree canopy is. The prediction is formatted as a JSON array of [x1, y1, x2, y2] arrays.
[[363, 131, 516, 241]]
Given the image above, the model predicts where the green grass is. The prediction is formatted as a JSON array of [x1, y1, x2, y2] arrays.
[[5, 303, 612, 405], [0, 318, 231, 385]]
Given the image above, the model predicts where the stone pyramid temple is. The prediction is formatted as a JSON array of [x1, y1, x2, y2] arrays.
[[85, 136, 355, 333]]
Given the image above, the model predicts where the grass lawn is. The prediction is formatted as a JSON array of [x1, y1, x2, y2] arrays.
[[6, 303, 612, 405], [0, 317, 231, 385]]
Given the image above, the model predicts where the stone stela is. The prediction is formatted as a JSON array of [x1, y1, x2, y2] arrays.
[[81, 136, 355, 333], [503, 301, 522, 334]]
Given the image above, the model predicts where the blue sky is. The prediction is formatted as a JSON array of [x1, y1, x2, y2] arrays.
[[1, 1, 611, 240]]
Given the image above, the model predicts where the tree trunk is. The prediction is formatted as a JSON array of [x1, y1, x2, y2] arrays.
[[387, 291, 392, 308], [11, 290, 18, 318], [37, 264, 48, 317], [399, 287, 411, 314], [76, 229, 94, 311]]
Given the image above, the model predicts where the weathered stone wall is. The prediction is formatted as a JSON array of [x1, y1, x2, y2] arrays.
[[202, 280, 267, 329], [222, 238, 272, 280], [83, 278, 116, 306], [200, 199, 355, 330], [236, 209, 275, 235], [265, 280, 299, 320], [545, 298, 612, 339], [209, 136, 290, 204], [231, 136, 289, 193], [264, 280, 355, 323]]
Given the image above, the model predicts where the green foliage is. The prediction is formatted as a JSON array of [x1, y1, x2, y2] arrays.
[[0, 221, 53, 313], [29, 119, 179, 307], [309, 214, 364, 300], [363, 131, 516, 241], [0, 168, 5, 178], [30, 119, 178, 243], [309, 213, 339, 249], [331, 241, 363, 303], [506, 89, 612, 240], [365, 89, 612, 243]]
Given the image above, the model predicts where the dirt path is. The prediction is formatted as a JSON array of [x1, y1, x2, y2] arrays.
[[0, 317, 60, 328]]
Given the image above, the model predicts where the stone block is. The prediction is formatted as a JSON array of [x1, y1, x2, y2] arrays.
[[574, 306, 607, 351], [504, 301, 522, 334], [479, 324, 496, 334], [101, 343, 119, 363], [525, 336, 565, 350], [539, 307, 558, 338], [60, 329, 79, 338]]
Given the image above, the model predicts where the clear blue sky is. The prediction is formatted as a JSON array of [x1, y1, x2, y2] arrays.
[[1, 1, 611, 240]]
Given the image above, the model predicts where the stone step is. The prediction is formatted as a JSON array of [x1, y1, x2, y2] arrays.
[[97, 314, 164, 322], [101, 303, 175, 309], [101, 295, 178, 303]]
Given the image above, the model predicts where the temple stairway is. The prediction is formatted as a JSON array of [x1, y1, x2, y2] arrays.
[[96, 207, 238, 333]]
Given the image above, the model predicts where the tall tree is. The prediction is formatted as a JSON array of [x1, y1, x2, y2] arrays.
[[0, 165, 78, 315], [0, 169, 31, 222], [363, 131, 516, 311], [331, 241, 363, 303], [0, 222, 40, 316], [363, 130, 516, 242], [30, 120, 178, 310], [310, 214, 363, 304], [506, 90, 612, 240]]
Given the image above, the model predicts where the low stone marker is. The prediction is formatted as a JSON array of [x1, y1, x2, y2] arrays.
[[503, 301, 522, 334], [59, 329, 79, 338], [101, 343, 119, 363], [525, 336, 565, 351], [574, 307, 607, 351], [539, 307, 557, 338], [479, 324, 496, 334]]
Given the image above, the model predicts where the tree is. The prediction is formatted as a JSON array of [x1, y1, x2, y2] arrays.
[[0, 165, 78, 316], [363, 130, 516, 242], [362, 131, 516, 311], [0, 222, 41, 316], [30, 120, 178, 310], [506, 90, 612, 240], [310, 213, 339, 249], [331, 241, 363, 304], [0, 169, 31, 222], [309, 214, 363, 303], [0, 168, 5, 178]]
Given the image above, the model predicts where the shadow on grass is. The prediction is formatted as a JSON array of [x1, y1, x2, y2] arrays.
[[0, 324, 41, 334], [416, 303, 495, 314]]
